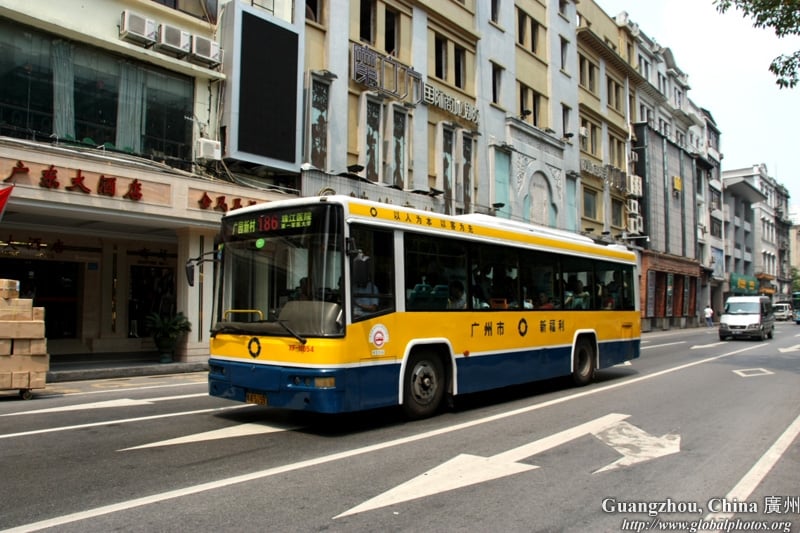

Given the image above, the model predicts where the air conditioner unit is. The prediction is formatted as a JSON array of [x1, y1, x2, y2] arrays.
[[579, 127, 589, 138], [627, 215, 643, 234], [626, 174, 643, 197], [196, 138, 222, 161], [120, 11, 157, 46], [156, 24, 191, 56], [190, 35, 223, 67], [627, 199, 639, 214]]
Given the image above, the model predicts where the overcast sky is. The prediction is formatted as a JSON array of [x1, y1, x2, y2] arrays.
[[595, 0, 800, 217]]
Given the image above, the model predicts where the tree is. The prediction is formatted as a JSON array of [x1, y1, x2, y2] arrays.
[[715, 0, 800, 88]]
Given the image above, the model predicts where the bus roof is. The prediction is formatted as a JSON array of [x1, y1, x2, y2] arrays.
[[225, 195, 637, 263]]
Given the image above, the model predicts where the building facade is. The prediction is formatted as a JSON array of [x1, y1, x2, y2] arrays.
[[2, 0, 794, 362]]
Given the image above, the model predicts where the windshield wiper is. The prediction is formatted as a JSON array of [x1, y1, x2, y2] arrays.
[[277, 320, 307, 345]]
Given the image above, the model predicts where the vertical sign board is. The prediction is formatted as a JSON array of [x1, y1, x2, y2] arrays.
[[239, 11, 298, 163]]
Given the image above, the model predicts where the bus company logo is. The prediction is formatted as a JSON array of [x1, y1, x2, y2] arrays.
[[248, 337, 261, 358], [369, 324, 389, 349]]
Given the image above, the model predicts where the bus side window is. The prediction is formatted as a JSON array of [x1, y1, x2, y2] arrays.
[[350, 224, 394, 319]]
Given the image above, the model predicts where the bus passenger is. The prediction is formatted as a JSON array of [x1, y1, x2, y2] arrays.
[[353, 278, 379, 316], [536, 292, 554, 309], [447, 280, 466, 309]]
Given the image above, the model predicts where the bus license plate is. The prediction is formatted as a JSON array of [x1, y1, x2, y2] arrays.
[[246, 392, 267, 405]]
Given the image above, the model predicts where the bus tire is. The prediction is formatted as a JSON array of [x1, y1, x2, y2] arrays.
[[403, 351, 444, 419], [571, 337, 595, 386]]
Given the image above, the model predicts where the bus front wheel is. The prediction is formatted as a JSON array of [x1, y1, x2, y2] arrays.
[[571, 337, 595, 386], [403, 352, 444, 419]]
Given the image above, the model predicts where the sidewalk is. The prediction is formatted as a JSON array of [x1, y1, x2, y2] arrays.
[[47, 352, 208, 383]]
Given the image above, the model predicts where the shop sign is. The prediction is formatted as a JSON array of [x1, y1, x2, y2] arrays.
[[729, 273, 758, 295], [2, 159, 259, 213], [351, 43, 479, 125]]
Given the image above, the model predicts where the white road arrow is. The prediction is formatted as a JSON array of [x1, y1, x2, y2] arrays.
[[778, 345, 800, 353], [336, 413, 638, 519], [592, 421, 680, 473]]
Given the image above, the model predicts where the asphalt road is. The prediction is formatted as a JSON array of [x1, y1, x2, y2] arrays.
[[1, 324, 799, 532]]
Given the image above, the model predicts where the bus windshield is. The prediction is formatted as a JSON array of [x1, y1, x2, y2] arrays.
[[213, 203, 345, 338]]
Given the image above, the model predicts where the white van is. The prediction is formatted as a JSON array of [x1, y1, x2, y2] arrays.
[[718, 296, 774, 341], [773, 302, 792, 321]]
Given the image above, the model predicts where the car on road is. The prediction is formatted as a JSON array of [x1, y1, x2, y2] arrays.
[[718, 295, 774, 341], [773, 302, 792, 321]]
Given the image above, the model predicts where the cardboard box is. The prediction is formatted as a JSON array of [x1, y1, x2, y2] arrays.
[[0, 299, 33, 320], [0, 320, 45, 339], [12, 338, 47, 355], [0, 353, 49, 373], [0, 370, 46, 389]]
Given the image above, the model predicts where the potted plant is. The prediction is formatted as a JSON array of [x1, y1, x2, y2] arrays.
[[145, 311, 192, 363]]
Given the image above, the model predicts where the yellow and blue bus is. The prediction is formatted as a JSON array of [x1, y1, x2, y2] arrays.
[[195, 195, 640, 418]]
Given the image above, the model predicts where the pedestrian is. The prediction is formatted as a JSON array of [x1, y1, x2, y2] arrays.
[[704, 305, 714, 327]]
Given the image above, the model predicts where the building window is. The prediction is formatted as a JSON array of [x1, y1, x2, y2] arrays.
[[384, 7, 398, 55], [612, 198, 623, 227], [152, 0, 219, 23], [435, 34, 447, 80], [579, 55, 597, 93], [609, 135, 625, 168], [460, 133, 474, 212], [0, 20, 194, 168], [441, 125, 455, 215], [454, 44, 466, 89], [561, 105, 571, 137], [491, 0, 500, 23], [607, 76, 623, 113], [364, 98, 383, 182], [516, 9, 542, 55], [305, 0, 321, 22], [308, 77, 330, 170], [579, 118, 599, 156], [388, 106, 408, 189], [492, 63, 502, 105], [638, 54, 650, 82], [559, 0, 568, 16], [560, 37, 569, 72], [658, 72, 667, 94], [583, 187, 598, 220], [360, 0, 375, 44], [519, 83, 543, 127]]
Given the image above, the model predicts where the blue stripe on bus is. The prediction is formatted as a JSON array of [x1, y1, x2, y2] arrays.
[[208, 338, 639, 413]]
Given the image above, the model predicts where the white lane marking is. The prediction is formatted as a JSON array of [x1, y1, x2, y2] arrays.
[[640, 341, 686, 350], [2, 343, 762, 532], [704, 411, 800, 526], [778, 344, 800, 353], [0, 405, 250, 440], [1, 394, 208, 416], [120, 422, 297, 450], [690, 342, 728, 349], [40, 379, 207, 398]]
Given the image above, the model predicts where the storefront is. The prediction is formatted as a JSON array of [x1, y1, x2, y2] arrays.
[[640, 250, 701, 330], [0, 138, 285, 361]]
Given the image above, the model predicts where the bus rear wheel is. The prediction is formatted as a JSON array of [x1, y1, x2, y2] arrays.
[[403, 352, 444, 419], [571, 337, 595, 386]]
